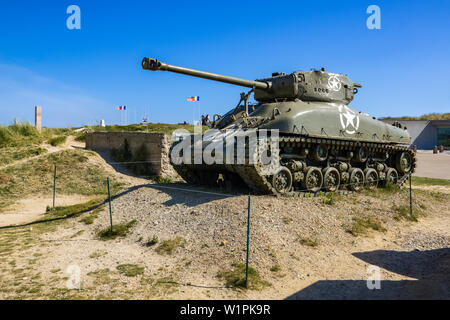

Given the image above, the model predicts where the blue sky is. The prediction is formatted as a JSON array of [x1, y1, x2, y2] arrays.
[[0, 0, 449, 127]]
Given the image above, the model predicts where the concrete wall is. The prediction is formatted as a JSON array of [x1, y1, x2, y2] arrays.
[[85, 132, 178, 178]]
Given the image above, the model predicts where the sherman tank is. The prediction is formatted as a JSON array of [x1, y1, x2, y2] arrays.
[[142, 57, 416, 194]]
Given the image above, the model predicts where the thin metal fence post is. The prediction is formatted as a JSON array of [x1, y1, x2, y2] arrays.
[[107, 177, 113, 232], [246, 195, 251, 289], [53, 164, 57, 208], [409, 172, 413, 219]]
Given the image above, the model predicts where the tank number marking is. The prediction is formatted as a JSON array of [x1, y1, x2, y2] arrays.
[[314, 87, 329, 94]]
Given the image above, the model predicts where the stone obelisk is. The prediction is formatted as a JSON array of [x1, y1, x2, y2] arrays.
[[35, 106, 42, 132]]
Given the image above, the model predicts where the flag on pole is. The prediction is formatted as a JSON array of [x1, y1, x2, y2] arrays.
[[116, 106, 127, 110], [187, 96, 200, 102]]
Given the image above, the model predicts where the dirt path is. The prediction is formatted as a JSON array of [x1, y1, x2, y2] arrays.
[[0, 195, 95, 227]]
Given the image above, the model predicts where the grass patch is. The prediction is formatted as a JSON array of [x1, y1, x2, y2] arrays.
[[89, 251, 107, 259], [144, 235, 159, 247], [116, 264, 144, 277], [322, 193, 342, 205], [87, 123, 207, 135], [299, 237, 319, 247], [70, 230, 84, 238], [87, 268, 115, 285], [392, 204, 426, 222], [217, 263, 270, 290], [0, 122, 43, 148], [412, 176, 450, 187], [44, 199, 103, 219], [48, 136, 67, 147], [270, 264, 281, 272], [80, 214, 98, 225], [155, 237, 185, 255], [345, 216, 387, 237], [0, 149, 124, 210], [0, 146, 46, 166], [97, 220, 136, 240]]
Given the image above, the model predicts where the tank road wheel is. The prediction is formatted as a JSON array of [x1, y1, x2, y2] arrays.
[[303, 167, 323, 193], [348, 168, 365, 191], [271, 166, 293, 194], [364, 168, 379, 189], [322, 167, 341, 192], [396, 152, 413, 175], [312, 145, 328, 162], [383, 168, 398, 187]]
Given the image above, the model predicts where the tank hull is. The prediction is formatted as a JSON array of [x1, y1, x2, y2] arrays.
[[170, 100, 416, 194]]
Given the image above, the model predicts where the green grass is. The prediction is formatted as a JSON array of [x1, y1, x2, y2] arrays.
[[48, 135, 67, 147], [345, 216, 387, 236], [217, 263, 270, 290], [144, 235, 159, 247], [0, 149, 124, 210], [87, 123, 208, 134], [270, 264, 281, 272], [392, 204, 426, 222], [0, 146, 46, 166], [155, 237, 185, 255], [322, 193, 342, 205], [97, 220, 137, 240], [299, 237, 319, 247], [0, 122, 42, 148], [80, 213, 98, 225], [116, 264, 144, 277], [44, 199, 103, 219], [412, 176, 450, 187]]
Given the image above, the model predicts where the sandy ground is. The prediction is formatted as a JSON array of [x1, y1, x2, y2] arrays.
[[0, 195, 95, 227], [0, 177, 448, 300], [414, 150, 450, 180]]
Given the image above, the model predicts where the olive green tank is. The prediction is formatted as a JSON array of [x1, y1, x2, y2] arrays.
[[142, 57, 416, 194]]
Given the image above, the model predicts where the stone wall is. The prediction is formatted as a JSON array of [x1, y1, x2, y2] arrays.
[[85, 132, 178, 179]]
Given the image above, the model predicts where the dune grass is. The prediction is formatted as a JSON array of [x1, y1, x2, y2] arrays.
[[0, 149, 124, 210]]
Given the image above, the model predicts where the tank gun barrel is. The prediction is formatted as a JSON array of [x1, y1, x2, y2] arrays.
[[142, 57, 270, 90]]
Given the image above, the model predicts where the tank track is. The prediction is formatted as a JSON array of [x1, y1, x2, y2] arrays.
[[171, 135, 416, 195]]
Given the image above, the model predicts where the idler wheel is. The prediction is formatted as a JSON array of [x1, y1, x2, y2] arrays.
[[383, 168, 398, 186], [322, 167, 341, 192], [396, 152, 413, 175], [364, 168, 379, 189], [348, 168, 365, 191], [303, 167, 323, 193], [312, 145, 328, 162], [271, 166, 293, 194]]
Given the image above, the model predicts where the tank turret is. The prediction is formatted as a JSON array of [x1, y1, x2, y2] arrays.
[[142, 58, 361, 104]]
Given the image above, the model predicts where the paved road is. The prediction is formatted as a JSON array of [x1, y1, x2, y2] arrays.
[[414, 151, 450, 180]]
